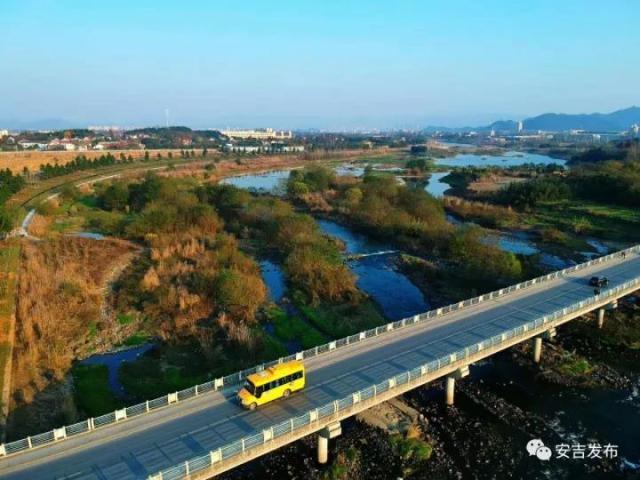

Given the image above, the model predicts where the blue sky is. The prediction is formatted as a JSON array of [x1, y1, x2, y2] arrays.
[[1, 0, 639, 129]]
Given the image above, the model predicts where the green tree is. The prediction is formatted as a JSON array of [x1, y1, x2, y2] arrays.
[[0, 208, 14, 233], [100, 182, 130, 211]]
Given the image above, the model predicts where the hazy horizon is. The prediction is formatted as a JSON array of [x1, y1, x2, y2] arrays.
[[2, 0, 639, 130]]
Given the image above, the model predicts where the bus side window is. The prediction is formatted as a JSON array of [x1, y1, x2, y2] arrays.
[[255, 386, 263, 398]]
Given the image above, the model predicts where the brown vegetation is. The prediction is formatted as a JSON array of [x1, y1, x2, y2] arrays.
[[442, 196, 519, 229], [467, 174, 527, 193], [26, 213, 52, 237], [103, 175, 269, 348], [11, 238, 138, 407]]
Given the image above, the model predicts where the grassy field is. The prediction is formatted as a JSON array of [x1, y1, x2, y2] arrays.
[[265, 305, 327, 350], [0, 241, 20, 421], [299, 300, 386, 339], [6, 156, 209, 211], [524, 200, 640, 242], [72, 364, 123, 417]]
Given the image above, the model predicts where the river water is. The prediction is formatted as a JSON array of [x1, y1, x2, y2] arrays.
[[260, 259, 286, 302], [316, 219, 429, 320], [471, 352, 640, 476], [424, 171, 452, 197], [220, 170, 290, 194], [79, 343, 154, 397], [435, 150, 567, 168]]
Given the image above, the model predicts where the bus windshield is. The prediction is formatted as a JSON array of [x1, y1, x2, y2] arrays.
[[244, 380, 256, 396]]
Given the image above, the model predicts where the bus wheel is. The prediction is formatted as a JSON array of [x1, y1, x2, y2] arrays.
[[249, 402, 257, 410], [283, 389, 291, 398]]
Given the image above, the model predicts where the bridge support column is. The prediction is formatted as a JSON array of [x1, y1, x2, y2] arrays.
[[318, 422, 341, 465], [318, 436, 329, 464], [597, 308, 605, 329], [446, 377, 455, 406], [533, 337, 543, 363], [445, 366, 470, 406]]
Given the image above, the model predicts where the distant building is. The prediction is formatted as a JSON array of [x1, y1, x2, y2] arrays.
[[517, 121, 523, 133], [0, 129, 9, 137], [222, 128, 293, 140], [48, 138, 77, 151], [631, 124, 639, 136], [95, 141, 144, 150], [224, 143, 262, 153], [18, 140, 48, 150], [273, 144, 304, 153]]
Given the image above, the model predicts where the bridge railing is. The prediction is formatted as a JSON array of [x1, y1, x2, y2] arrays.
[[0, 245, 638, 458], [149, 275, 640, 480]]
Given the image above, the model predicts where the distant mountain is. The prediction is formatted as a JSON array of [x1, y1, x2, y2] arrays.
[[423, 106, 640, 134], [486, 120, 518, 132], [519, 106, 640, 133]]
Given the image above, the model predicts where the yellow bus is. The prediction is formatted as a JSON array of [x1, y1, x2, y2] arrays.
[[238, 360, 305, 410]]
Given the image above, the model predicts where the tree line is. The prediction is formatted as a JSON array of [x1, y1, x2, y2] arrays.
[[495, 160, 640, 209]]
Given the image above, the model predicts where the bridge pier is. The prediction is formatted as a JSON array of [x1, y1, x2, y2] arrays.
[[597, 308, 605, 329], [445, 366, 470, 406], [533, 337, 543, 363], [318, 436, 328, 464], [318, 422, 341, 464], [446, 376, 455, 406]]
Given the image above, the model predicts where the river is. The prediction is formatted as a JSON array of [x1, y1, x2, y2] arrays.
[[79, 343, 154, 397], [220, 170, 290, 194], [435, 150, 567, 168], [316, 219, 429, 320], [258, 218, 430, 320], [424, 171, 452, 197]]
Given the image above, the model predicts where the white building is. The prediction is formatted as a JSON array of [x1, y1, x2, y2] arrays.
[[278, 145, 305, 152], [18, 140, 48, 150], [47, 138, 78, 151], [517, 121, 523, 132], [224, 143, 262, 153], [0, 129, 9, 137], [222, 128, 293, 140]]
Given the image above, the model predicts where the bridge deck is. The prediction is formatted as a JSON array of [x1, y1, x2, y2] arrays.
[[1, 252, 639, 480]]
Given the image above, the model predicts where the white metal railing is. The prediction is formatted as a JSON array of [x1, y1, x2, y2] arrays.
[[148, 275, 640, 480], [0, 245, 637, 458]]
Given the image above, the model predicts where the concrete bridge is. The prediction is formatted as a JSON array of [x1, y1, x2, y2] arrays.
[[1, 246, 639, 480]]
